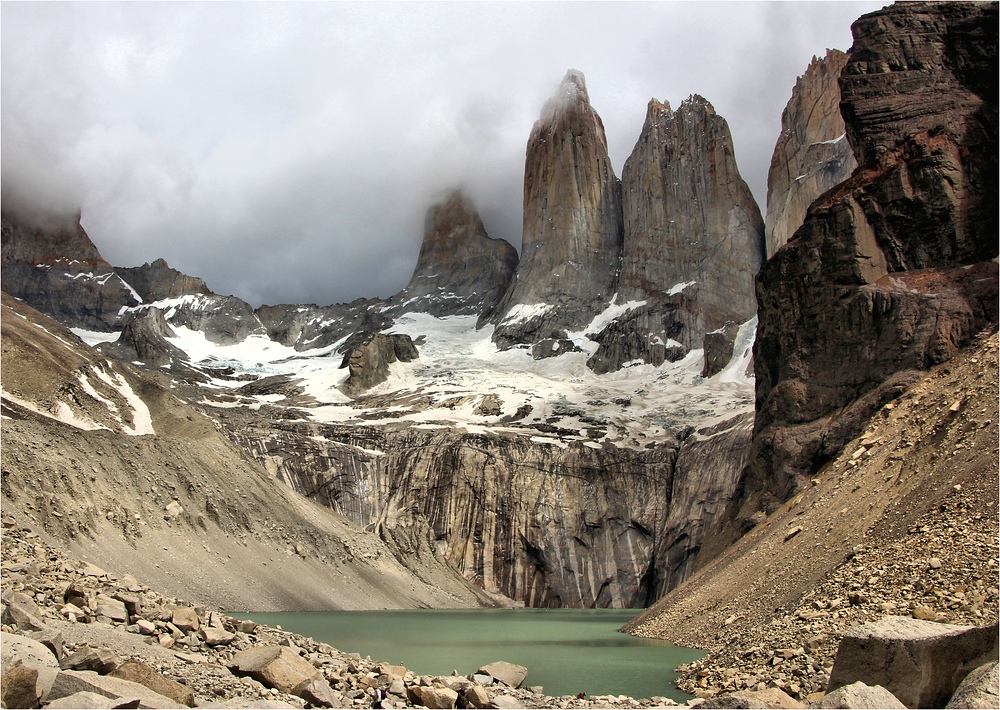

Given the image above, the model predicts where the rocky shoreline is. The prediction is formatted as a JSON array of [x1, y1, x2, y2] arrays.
[[2, 521, 692, 709]]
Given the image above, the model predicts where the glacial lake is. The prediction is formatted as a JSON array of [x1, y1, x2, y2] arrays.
[[231, 608, 702, 701]]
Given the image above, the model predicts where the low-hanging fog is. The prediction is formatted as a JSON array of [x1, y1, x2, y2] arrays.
[[1, 1, 885, 307]]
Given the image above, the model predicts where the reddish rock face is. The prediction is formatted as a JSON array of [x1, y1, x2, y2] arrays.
[[766, 49, 857, 259], [746, 1, 998, 516], [488, 70, 623, 354]]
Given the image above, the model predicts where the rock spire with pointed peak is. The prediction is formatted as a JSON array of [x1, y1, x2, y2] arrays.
[[487, 69, 623, 357], [396, 188, 518, 319]]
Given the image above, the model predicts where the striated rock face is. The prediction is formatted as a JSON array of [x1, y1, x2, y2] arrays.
[[743, 1, 998, 521], [589, 96, 764, 373], [618, 96, 764, 322], [765, 50, 858, 259], [1, 212, 139, 331], [114, 258, 211, 303], [488, 70, 623, 356], [394, 190, 518, 319]]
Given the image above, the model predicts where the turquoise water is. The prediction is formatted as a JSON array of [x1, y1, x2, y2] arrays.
[[231, 608, 701, 701]]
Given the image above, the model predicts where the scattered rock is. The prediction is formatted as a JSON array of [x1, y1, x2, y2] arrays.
[[109, 660, 196, 707]]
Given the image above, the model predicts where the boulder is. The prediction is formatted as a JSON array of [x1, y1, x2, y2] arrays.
[[291, 677, 338, 708], [0, 631, 60, 700], [109, 660, 196, 707], [27, 628, 65, 663], [464, 684, 492, 709], [827, 616, 999, 708], [477, 662, 528, 689], [229, 645, 321, 695], [47, 670, 186, 709], [1, 665, 40, 709], [171, 607, 200, 633], [94, 594, 129, 623], [199, 626, 236, 646], [817, 681, 906, 709], [44, 690, 119, 709], [60, 646, 120, 674], [407, 684, 459, 709], [945, 661, 999, 709], [490, 695, 524, 709]]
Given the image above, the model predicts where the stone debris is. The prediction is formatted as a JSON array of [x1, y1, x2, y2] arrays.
[[0, 525, 685, 709], [945, 661, 999, 709]]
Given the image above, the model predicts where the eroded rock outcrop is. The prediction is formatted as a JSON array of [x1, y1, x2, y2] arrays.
[[114, 258, 211, 303], [765, 49, 858, 259], [99, 307, 186, 367], [487, 70, 623, 357], [588, 95, 764, 373], [393, 189, 518, 320], [339, 332, 419, 397], [744, 1, 998, 520]]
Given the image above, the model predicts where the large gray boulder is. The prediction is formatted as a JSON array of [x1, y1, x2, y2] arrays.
[[477, 661, 528, 689], [47, 670, 185, 709], [827, 616, 999, 708], [109, 660, 196, 707], [817, 681, 906, 709], [228, 645, 325, 698], [945, 661, 999, 709]]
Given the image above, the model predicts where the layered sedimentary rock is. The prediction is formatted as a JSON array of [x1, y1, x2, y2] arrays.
[[393, 190, 518, 319], [589, 95, 764, 372], [488, 70, 623, 357], [1, 212, 139, 331], [741, 1, 998, 523], [765, 50, 858, 259]]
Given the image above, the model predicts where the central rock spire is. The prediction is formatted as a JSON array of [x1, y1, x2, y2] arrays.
[[485, 69, 623, 358]]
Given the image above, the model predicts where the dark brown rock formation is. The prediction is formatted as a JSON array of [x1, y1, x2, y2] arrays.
[[742, 1, 998, 523], [701, 322, 742, 379], [588, 95, 764, 372], [488, 70, 623, 357], [1, 212, 139, 331], [394, 189, 518, 319], [766, 50, 858, 259]]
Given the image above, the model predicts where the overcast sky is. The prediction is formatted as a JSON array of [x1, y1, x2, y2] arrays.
[[2, 1, 885, 307]]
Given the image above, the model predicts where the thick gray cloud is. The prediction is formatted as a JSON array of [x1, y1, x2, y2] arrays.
[[1, 1, 885, 307]]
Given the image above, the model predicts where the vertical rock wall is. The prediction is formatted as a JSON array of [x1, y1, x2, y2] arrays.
[[741, 0, 998, 524], [765, 50, 857, 259], [488, 70, 623, 356]]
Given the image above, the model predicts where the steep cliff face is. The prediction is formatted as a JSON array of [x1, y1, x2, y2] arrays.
[[115, 258, 212, 302], [394, 190, 518, 320], [742, 1, 998, 523], [488, 70, 624, 357], [587, 96, 764, 373], [1, 212, 140, 331], [765, 50, 858, 259]]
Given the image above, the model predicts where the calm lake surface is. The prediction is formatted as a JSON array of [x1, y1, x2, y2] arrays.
[[232, 608, 702, 701]]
